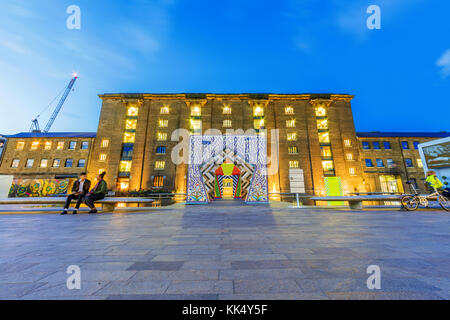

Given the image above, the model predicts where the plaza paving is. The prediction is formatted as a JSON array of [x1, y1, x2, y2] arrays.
[[0, 200, 449, 300]]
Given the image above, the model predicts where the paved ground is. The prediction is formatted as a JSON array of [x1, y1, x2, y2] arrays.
[[0, 200, 449, 300]]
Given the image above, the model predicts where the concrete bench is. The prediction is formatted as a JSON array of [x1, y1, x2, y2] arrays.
[[0, 197, 154, 213], [310, 195, 403, 209]]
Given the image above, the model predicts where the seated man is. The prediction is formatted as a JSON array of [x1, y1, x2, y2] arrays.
[[84, 172, 108, 214], [61, 172, 91, 215]]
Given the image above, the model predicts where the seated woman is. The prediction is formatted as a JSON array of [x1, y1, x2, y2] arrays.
[[84, 172, 108, 213]]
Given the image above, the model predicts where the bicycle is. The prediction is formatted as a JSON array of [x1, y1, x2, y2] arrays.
[[401, 181, 450, 211]]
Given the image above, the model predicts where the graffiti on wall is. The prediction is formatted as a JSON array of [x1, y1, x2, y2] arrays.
[[9, 178, 76, 197]]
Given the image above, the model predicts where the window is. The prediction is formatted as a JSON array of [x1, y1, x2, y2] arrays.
[[40, 159, 48, 168], [349, 167, 356, 175], [127, 106, 139, 116], [253, 106, 264, 117], [287, 132, 297, 141], [44, 141, 52, 150], [11, 159, 20, 168], [288, 146, 298, 154], [30, 141, 39, 150], [65, 159, 73, 168], [156, 146, 166, 154], [346, 153, 353, 160], [26, 159, 34, 168], [322, 160, 334, 173], [362, 141, 370, 150], [405, 158, 414, 168], [101, 139, 109, 148], [254, 119, 264, 130], [117, 178, 130, 191], [157, 132, 168, 141], [365, 159, 374, 167], [99, 154, 107, 161], [373, 141, 380, 150], [160, 105, 170, 114], [69, 141, 77, 150], [344, 139, 352, 147], [286, 119, 296, 128], [320, 146, 332, 157], [316, 119, 328, 130], [191, 105, 201, 116], [57, 141, 65, 150], [413, 141, 420, 149], [153, 175, 164, 187], [285, 106, 294, 114], [155, 161, 165, 169], [376, 158, 385, 167], [98, 169, 105, 174], [81, 141, 89, 150], [315, 106, 327, 117], [223, 119, 232, 128], [223, 105, 232, 114], [318, 132, 330, 143], [121, 146, 134, 159], [123, 132, 135, 143], [16, 141, 25, 150], [383, 141, 391, 149], [52, 159, 61, 168], [119, 160, 132, 172], [190, 119, 202, 132], [77, 159, 86, 167], [125, 119, 137, 130], [401, 141, 409, 149], [417, 158, 423, 168], [289, 160, 299, 168], [158, 119, 168, 127], [387, 158, 395, 168]]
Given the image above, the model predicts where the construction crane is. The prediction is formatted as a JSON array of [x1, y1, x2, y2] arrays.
[[30, 74, 78, 133]]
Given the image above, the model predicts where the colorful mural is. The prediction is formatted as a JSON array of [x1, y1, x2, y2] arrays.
[[214, 163, 242, 198], [8, 178, 76, 197]]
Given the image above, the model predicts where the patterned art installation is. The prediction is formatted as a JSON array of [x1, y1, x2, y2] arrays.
[[186, 135, 268, 204], [8, 178, 76, 198]]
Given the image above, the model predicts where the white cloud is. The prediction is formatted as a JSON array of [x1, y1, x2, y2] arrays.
[[436, 49, 450, 78]]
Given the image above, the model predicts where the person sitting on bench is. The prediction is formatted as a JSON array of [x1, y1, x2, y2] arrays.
[[61, 172, 90, 215], [84, 172, 108, 214]]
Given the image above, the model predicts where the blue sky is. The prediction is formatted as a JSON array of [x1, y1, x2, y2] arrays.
[[0, 0, 449, 134]]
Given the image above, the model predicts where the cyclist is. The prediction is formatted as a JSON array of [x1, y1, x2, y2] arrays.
[[424, 170, 444, 193]]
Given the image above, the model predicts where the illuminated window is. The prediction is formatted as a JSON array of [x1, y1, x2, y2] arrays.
[[157, 132, 168, 141], [417, 158, 423, 168], [52, 159, 60, 168], [125, 119, 137, 130], [253, 106, 264, 117], [349, 167, 356, 175], [65, 159, 73, 168], [160, 105, 170, 114], [322, 160, 334, 172], [315, 106, 327, 117], [155, 161, 165, 169], [316, 119, 328, 130], [69, 141, 77, 150], [153, 175, 164, 188], [99, 154, 107, 161], [321, 146, 332, 157], [77, 159, 86, 167], [16, 141, 25, 150], [286, 120, 296, 128], [127, 106, 139, 116], [44, 141, 52, 150], [318, 132, 330, 143], [223, 119, 232, 128], [158, 119, 168, 127], [118, 178, 130, 191], [30, 141, 39, 150], [119, 160, 132, 172], [98, 169, 105, 174], [254, 119, 265, 129], [344, 139, 351, 147], [11, 159, 20, 168], [190, 119, 202, 132], [26, 159, 34, 168], [287, 132, 297, 141], [223, 105, 232, 114], [101, 139, 109, 148], [285, 106, 294, 114], [288, 146, 298, 154], [191, 105, 201, 116], [346, 153, 353, 160], [289, 160, 299, 168], [40, 159, 48, 168], [123, 132, 136, 143], [57, 141, 65, 150]]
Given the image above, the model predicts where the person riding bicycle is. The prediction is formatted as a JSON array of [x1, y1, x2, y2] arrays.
[[424, 170, 444, 193]]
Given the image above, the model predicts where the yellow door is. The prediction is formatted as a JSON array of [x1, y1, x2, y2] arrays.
[[222, 178, 234, 198]]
